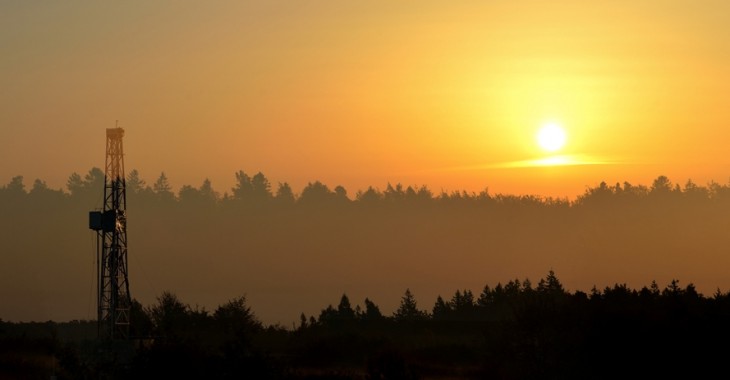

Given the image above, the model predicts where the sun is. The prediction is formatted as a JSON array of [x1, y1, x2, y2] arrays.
[[536, 122, 567, 152]]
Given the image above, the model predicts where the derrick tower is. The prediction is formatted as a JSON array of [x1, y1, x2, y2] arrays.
[[89, 127, 131, 340]]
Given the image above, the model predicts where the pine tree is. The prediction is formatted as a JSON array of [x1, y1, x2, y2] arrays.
[[393, 289, 427, 321]]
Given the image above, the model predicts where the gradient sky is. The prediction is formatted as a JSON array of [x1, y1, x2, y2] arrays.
[[3, 1, 730, 199]]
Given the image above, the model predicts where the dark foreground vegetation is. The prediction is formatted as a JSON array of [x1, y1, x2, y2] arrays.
[[3, 271, 730, 379]]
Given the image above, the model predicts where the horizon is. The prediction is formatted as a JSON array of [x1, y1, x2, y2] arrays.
[[6, 165, 730, 203]]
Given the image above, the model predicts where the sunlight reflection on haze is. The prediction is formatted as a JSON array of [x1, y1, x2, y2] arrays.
[[492, 154, 611, 169]]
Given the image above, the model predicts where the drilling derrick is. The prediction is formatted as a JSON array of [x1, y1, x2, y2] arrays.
[[89, 127, 131, 340]]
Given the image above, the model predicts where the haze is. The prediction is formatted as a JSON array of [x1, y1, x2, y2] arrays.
[[2, 2, 730, 325]]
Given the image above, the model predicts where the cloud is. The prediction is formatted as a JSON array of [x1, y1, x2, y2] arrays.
[[434, 155, 618, 173]]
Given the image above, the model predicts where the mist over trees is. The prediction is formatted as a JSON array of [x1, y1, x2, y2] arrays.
[[3, 170, 730, 326]]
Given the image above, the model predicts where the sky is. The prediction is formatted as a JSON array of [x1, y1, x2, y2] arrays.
[[2, 1, 730, 199]]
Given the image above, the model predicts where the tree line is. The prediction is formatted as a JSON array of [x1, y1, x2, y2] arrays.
[[4, 169, 730, 206], [3, 270, 730, 379]]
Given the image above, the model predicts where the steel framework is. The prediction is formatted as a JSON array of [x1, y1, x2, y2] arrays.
[[89, 127, 130, 340]]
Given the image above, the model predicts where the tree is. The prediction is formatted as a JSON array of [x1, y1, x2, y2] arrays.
[[537, 269, 564, 295], [153, 172, 174, 201], [130, 298, 153, 338], [683, 179, 709, 201], [577, 181, 614, 206], [29, 179, 48, 194], [299, 181, 334, 204], [393, 289, 427, 321], [178, 184, 200, 204], [362, 298, 383, 320], [84, 167, 105, 191], [334, 185, 349, 201], [199, 178, 219, 202], [384, 183, 406, 203], [178, 179, 219, 206], [318, 305, 338, 324], [298, 313, 308, 330], [213, 296, 262, 334], [650, 175, 674, 196], [416, 185, 433, 201], [250, 172, 272, 201], [5, 175, 25, 193], [127, 169, 147, 195], [66, 172, 84, 196], [662, 279, 683, 297], [356, 186, 382, 203], [432, 296, 451, 320], [66, 168, 103, 200], [451, 289, 475, 314], [27, 179, 64, 204], [275, 182, 296, 204], [147, 291, 190, 339], [232, 170, 253, 200], [477, 285, 494, 308], [337, 294, 355, 320]]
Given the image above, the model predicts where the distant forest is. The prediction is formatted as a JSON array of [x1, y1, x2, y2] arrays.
[[4, 168, 729, 206], [3, 270, 730, 379], [3, 169, 730, 326], [4, 170, 730, 378]]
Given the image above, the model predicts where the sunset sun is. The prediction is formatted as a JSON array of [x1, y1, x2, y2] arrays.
[[536, 122, 567, 153]]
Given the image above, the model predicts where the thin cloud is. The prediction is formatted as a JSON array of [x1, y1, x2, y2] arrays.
[[433, 155, 620, 173]]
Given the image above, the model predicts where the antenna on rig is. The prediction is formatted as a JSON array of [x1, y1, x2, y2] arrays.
[[88, 126, 131, 340]]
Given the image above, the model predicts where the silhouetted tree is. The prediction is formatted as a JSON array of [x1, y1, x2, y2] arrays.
[[152, 172, 174, 201], [5, 175, 25, 193], [232, 170, 253, 200], [199, 178, 219, 203], [275, 182, 296, 204], [298, 313, 308, 330], [179, 178, 219, 207], [178, 184, 198, 203], [577, 181, 613, 205], [356, 186, 382, 203], [362, 298, 383, 321], [383, 183, 406, 203], [683, 179, 709, 201], [27, 179, 65, 204], [333, 185, 349, 201], [84, 167, 105, 190], [29, 179, 47, 194], [66, 172, 84, 196], [477, 285, 494, 307], [66, 168, 104, 201], [450, 289, 476, 319], [650, 175, 674, 196], [214, 296, 261, 335], [299, 181, 334, 204], [126, 169, 147, 195], [130, 299, 153, 339], [537, 269, 564, 295], [147, 291, 189, 340], [393, 289, 427, 321], [318, 305, 338, 324], [250, 172, 272, 202], [432, 295, 450, 320], [337, 294, 355, 320]]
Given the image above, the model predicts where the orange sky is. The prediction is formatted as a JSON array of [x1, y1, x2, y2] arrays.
[[2, 1, 730, 199]]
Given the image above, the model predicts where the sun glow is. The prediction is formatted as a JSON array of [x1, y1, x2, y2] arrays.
[[537, 122, 567, 152]]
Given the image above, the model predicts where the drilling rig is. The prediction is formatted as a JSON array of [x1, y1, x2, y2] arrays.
[[89, 127, 131, 340]]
